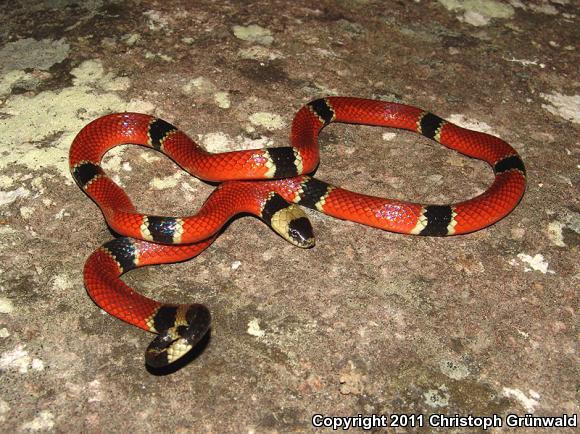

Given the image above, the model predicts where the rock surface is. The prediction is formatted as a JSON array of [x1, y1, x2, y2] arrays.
[[0, 0, 578, 432]]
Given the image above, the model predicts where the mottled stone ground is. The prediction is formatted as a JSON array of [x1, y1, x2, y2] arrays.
[[0, 0, 578, 432]]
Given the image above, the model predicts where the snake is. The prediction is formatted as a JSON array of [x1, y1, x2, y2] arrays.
[[69, 97, 526, 368]]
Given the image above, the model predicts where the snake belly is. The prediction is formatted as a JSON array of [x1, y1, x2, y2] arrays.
[[70, 97, 526, 367]]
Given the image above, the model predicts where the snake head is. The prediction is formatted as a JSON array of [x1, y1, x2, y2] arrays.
[[284, 209, 315, 248], [261, 193, 315, 248], [145, 304, 211, 369]]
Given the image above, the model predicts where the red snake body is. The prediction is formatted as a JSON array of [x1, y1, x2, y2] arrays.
[[70, 97, 526, 367]]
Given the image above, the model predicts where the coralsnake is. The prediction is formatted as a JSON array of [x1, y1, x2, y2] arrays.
[[69, 97, 526, 368]]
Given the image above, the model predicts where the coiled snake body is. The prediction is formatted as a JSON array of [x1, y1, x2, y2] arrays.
[[69, 97, 526, 368]]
